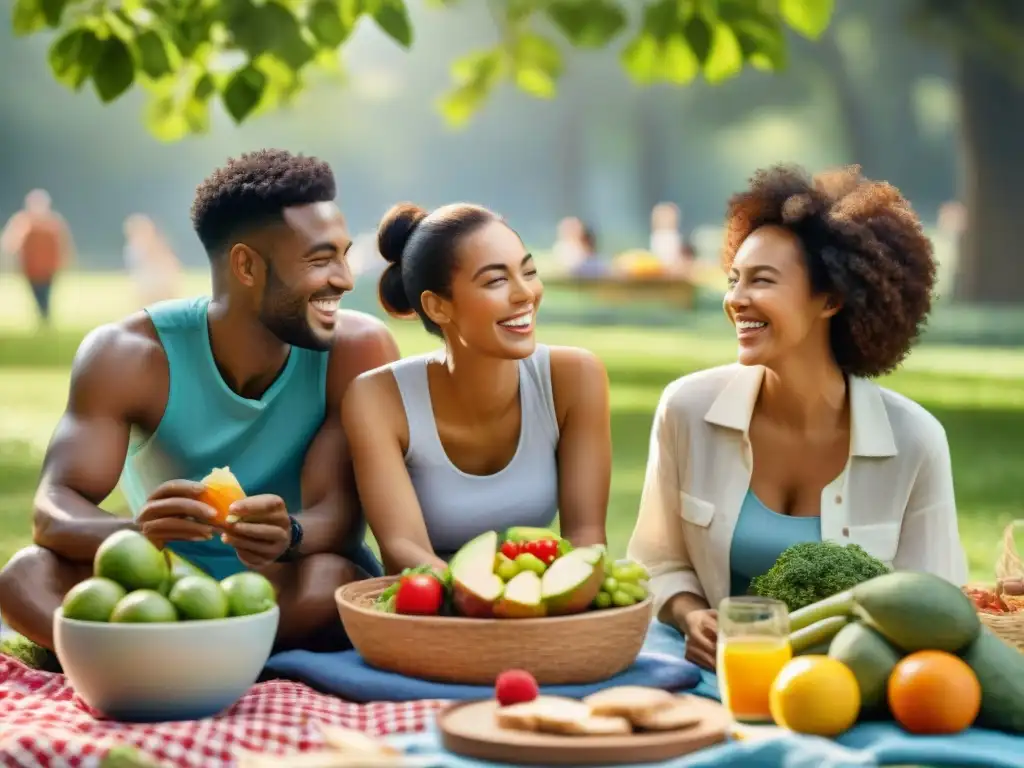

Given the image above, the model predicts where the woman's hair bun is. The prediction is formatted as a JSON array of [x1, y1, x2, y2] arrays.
[[377, 202, 427, 318], [377, 202, 428, 265]]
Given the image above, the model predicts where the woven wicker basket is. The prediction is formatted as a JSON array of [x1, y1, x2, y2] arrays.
[[335, 576, 653, 685], [977, 521, 1024, 651]]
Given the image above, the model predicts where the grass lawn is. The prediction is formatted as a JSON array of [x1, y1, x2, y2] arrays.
[[0, 272, 1021, 583]]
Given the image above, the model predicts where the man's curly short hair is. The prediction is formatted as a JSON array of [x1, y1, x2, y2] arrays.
[[190, 149, 336, 256], [722, 164, 936, 379]]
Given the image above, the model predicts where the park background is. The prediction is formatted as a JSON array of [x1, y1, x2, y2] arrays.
[[2, 0, 1024, 583]]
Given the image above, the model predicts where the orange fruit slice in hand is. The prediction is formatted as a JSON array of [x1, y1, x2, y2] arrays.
[[198, 466, 246, 527]]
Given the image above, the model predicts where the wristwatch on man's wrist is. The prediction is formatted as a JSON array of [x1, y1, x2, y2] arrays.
[[277, 515, 304, 562]]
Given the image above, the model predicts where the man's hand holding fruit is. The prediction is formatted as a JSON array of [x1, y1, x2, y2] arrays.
[[219, 494, 292, 568], [137, 479, 219, 547], [137, 469, 293, 569]]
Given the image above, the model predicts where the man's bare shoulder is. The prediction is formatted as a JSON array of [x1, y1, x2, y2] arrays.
[[68, 313, 168, 413], [326, 310, 401, 401]]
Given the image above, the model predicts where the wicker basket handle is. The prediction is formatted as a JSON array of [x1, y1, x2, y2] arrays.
[[995, 520, 1024, 581]]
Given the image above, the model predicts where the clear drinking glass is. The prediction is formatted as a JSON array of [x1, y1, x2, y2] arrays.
[[716, 596, 791, 724]]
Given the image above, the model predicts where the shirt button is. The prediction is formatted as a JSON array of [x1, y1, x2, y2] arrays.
[[842, 526, 850, 537], [835, 494, 843, 504]]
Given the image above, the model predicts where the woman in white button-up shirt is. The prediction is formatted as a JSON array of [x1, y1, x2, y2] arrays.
[[627, 165, 968, 670]]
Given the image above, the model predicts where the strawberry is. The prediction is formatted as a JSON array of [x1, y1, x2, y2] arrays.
[[495, 669, 539, 707]]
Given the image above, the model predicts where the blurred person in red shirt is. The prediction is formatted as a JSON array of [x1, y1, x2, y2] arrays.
[[1, 189, 75, 326]]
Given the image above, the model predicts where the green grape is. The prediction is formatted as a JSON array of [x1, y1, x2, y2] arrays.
[[610, 590, 636, 607], [593, 591, 613, 609], [617, 581, 647, 601], [602, 576, 619, 593]]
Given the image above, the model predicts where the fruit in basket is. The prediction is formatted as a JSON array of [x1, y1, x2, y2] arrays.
[[592, 558, 650, 609], [827, 622, 902, 715], [887, 650, 980, 735], [788, 571, 981, 653], [769, 656, 861, 737], [394, 573, 445, 615], [514, 552, 548, 576], [495, 669, 539, 706], [94, 530, 169, 592], [958, 627, 1024, 733], [198, 466, 247, 526], [451, 531, 507, 618], [502, 527, 573, 561], [168, 575, 230, 620], [494, 553, 520, 583], [110, 589, 179, 623], [541, 545, 605, 615], [62, 577, 128, 622], [495, 571, 546, 619], [449, 532, 604, 618]]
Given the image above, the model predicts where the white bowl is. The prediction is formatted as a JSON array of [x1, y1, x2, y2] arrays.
[[53, 605, 279, 722]]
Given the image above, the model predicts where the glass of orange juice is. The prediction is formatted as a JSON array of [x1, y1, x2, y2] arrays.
[[716, 597, 791, 724]]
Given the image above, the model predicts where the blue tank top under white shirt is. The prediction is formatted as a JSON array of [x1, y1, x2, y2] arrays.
[[389, 345, 561, 559], [729, 489, 822, 597]]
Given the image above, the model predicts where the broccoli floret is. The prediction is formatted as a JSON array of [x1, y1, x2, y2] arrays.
[[748, 541, 891, 611]]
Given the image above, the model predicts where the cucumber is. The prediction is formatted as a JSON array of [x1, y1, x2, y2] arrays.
[[789, 571, 980, 654], [959, 627, 1024, 733], [789, 615, 850, 654], [828, 621, 902, 715]]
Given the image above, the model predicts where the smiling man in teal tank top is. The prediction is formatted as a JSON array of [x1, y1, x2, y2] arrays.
[[0, 150, 399, 653]]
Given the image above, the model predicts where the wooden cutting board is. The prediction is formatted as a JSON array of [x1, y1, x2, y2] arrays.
[[437, 695, 732, 766]]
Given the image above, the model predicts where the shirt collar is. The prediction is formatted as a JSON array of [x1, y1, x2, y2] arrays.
[[703, 365, 897, 458]]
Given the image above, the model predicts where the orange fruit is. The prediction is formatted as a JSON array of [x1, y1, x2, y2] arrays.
[[769, 655, 861, 737], [888, 650, 980, 735], [198, 466, 246, 526]]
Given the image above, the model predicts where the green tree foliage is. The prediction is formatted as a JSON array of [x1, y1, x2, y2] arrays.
[[10, 0, 835, 141]]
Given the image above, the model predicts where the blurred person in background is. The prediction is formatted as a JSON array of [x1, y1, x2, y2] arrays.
[[650, 202, 682, 271], [552, 216, 588, 272], [0, 189, 75, 327], [123, 213, 182, 306], [570, 224, 609, 279]]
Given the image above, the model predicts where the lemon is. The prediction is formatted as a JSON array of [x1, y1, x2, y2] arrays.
[[769, 655, 861, 737]]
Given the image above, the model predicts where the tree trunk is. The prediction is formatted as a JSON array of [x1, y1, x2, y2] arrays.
[[952, 52, 1024, 303]]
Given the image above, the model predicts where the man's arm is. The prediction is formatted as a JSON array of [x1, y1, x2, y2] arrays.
[[295, 312, 400, 555], [33, 320, 166, 562]]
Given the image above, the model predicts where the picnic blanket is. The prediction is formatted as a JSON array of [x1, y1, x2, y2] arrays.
[[390, 721, 1024, 767], [0, 654, 444, 767], [264, 619, 704, 702]]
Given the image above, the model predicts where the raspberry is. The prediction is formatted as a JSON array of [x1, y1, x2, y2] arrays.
[[494, 669, 539, 707]]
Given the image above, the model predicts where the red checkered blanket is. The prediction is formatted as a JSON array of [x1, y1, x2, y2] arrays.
[[0, 655, 445, 767]]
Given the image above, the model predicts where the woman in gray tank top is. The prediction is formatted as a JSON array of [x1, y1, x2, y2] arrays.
[[342, 202, 611, 574]]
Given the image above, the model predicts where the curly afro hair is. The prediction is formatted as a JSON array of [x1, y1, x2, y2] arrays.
[[190, 149, 336, 256], [721, 164, 936, 378]]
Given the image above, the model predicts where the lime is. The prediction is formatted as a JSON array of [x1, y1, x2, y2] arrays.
[[62, 577, 127, 622], [169, 575, 229, 620], [94, 530, 168, 592], [221, 572, 277, 616], [110, 589, 179, 623]]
